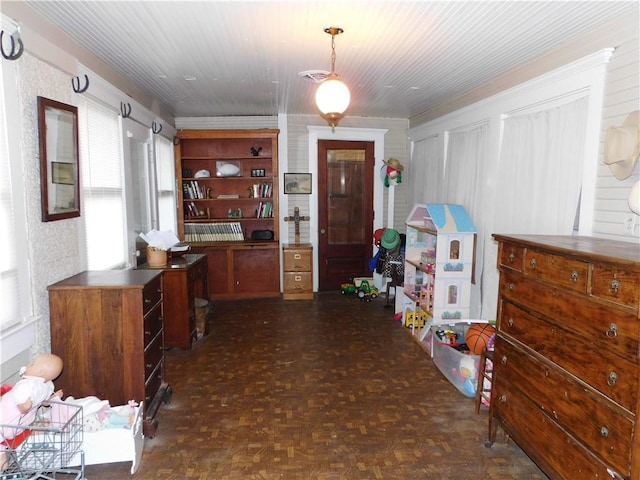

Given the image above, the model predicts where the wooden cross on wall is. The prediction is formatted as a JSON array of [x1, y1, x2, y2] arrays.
[[284, 207, 310, 245]]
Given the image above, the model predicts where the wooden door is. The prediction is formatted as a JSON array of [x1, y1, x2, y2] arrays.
[[318, 140, 374, 291]]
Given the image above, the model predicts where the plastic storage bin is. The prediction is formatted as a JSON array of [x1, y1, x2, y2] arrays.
[[431, 322, 483, 398]]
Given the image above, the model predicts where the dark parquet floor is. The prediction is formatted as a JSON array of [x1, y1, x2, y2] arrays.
[[84, 292, 548, 479]]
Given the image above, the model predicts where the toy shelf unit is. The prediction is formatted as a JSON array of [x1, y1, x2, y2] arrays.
[[175, 129, 281, 299], [397, 204, 477, 352]]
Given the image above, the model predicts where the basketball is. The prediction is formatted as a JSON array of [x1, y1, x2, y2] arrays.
[[465, 323, 496, 355]]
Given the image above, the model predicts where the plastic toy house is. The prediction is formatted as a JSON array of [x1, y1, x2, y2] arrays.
[[396, 204, 477, 350]]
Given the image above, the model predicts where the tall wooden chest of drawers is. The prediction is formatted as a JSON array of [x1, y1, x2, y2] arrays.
[[282, 244, 313, 300], [489, 234, 640, 479], [48, 270, 171, 437]]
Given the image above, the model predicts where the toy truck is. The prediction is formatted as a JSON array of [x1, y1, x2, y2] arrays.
[[357, 280, 379, 302]]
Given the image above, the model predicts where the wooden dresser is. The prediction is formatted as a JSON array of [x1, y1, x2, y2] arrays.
[[138, 253, 209, 349], [282, 244, 313, 300], [48, 270, 171, 437], [489, 234, 640, 479]]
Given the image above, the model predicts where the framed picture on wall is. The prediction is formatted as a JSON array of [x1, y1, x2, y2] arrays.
[[284, 173, 312, 194]]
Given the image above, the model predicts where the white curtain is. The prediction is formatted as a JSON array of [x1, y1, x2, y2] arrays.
[[409, 135, 441, 206], [443, 122, 489, 318], [483, 96, 589, 318], [493, 97, 588, 235], [444, 122, 488, 220]]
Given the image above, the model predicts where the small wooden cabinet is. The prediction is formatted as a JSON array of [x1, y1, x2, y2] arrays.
[[191, 243, 280, 298], [489, 234, 640, 479], [175, 129, 280, 299], [282, 244, 313, 300], [138, 253, 209, 349], [48, 270, 171, 437]]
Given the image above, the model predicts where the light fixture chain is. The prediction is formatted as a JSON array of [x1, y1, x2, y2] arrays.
[[330, 34, 336, 73]]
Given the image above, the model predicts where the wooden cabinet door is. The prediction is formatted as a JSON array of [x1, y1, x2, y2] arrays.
[[233, 246, 279, 295]]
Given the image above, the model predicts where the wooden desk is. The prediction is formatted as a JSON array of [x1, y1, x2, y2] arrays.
[[139, 253, 209, 349]]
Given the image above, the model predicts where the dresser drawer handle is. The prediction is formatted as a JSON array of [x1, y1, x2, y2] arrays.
[[294, 275, 302, 282], [607, 371, 618, 387], [507, 317, 514, 327], [606, 323, 618, 338], [294, 253, 302, 260], [570, 271, 578, 282], [508, 251, 515, 263], [499, 394, 507, 403], [146, 363, 153, 369], [610, 279, 619, 294], [144, 298, 152, 304], [529, 258, 537, 269], [600, 426, 609, 437], [508, 283, 514, 291], [501, 355, 508, 365], [145, 330, 152, 336]]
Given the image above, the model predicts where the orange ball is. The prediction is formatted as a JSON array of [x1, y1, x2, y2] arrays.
[[465, 323, 496, 355]]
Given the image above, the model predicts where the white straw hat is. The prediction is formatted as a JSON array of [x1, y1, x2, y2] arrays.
[[604, 110, 640, 180]]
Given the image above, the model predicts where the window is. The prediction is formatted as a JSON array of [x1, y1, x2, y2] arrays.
[[0, 53, 32, 334], [155, 135, 177, 232], [78, 98, 127, 270], [122, 119, 153, 256]]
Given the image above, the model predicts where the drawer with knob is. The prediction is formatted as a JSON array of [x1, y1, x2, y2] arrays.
[[491, 373, 626, 480], [494, 337, 634, 474], [522, 248, 589, 293], [282, 244, 313, 300], [283, 248, 312, 272], [592, 264, 640, 312], [498, 300, 638, 410], [498, 269, 639, 361], [143, 276, 163, 315], [498, 242, 525, 271]]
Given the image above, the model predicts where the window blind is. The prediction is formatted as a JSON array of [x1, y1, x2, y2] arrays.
[[155, 135, 177, 232], [0, 60, 30, 332], [78, 98, 127, 270]]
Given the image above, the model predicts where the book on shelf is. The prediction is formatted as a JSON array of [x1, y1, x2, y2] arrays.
[[184, 222, 244, 242], [251, 182, 273, 198], [183, 181, 207, 199], [255, 201, 273, 218]]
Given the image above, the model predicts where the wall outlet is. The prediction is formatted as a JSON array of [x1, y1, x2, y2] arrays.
[[624, 215, 636, 235], [622, 215, 640, 235]]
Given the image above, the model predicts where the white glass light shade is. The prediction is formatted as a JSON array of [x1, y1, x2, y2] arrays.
[[315, 75, 350, 118]]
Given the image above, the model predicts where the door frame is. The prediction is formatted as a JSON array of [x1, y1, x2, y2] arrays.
[[305, 126, 388, 292]]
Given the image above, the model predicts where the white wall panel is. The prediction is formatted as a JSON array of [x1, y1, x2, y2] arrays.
[[593, 31, 640, 242]]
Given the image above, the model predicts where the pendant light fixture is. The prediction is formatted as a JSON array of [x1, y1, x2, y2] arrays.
[[315, 27, 350, 129]]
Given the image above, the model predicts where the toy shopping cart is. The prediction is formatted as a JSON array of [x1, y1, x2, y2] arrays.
[[0, 400, 84, 479]]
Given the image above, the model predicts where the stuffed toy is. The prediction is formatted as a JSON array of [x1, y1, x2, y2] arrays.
[[383, 158, 404, 187]]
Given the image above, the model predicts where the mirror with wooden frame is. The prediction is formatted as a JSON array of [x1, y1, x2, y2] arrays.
[[38, 96, 80, 222]]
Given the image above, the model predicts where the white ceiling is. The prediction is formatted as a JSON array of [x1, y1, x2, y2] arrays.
[[17, 1, 640, 120]]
